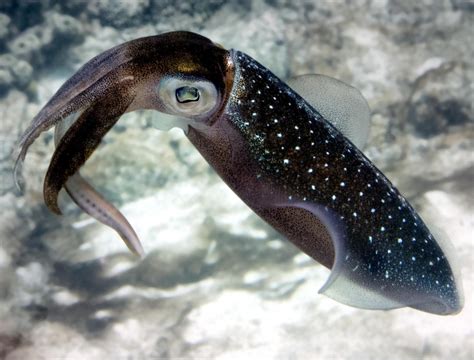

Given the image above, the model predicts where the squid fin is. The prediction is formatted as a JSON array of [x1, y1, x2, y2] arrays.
[[287, 74, 371, 149]]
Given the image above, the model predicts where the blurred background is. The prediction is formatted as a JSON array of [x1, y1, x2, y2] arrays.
[[0, 0, 472, 359]]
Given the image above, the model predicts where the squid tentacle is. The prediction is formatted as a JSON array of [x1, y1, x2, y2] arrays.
[[44, 79, 136, 213], [13, 42, 139, 189], [54, 111, 144, 256], [64, 173, 144, 256]]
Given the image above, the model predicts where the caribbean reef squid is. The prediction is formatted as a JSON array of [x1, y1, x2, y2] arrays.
[[14, 31, 463, 315]]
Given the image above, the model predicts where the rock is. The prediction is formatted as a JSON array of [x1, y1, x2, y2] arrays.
[[0, 90, 32, 193], [0, 67, 13, 92], [0, 332, 23, 360], [0, 0, 45, 30], [10, 60, 33, 88], [70, 25, 120, 66], [0, 88, 30, 148], [5, 322, 109, 360], [451, 0, 474, 11], [87, 0, 150, 28], [14, 262, 50, 307], [48, 12, 85, 46], [8, 59, 33, 89], [0, 55, 33, 92], [0, 247, 13, 299], [59, 0, 89, 15], [0, 12, 10, 42], [205, 4, 289, 78], [406, 60, 472, 138], [7, 29, 44, 63], [7, 11, 84, 66], [408, 95, 471, 138]]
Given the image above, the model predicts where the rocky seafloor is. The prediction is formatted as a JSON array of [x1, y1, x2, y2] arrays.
[[0, 0, 473, 359]]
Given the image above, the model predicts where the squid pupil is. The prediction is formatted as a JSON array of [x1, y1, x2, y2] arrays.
[[176, 86, 200, 103]]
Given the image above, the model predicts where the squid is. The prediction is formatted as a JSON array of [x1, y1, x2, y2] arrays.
[[14, 31, 463, 315]]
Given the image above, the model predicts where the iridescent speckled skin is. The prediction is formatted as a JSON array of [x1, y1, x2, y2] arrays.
[[189, 51, 462, 314], [15, 32, 462, 315]]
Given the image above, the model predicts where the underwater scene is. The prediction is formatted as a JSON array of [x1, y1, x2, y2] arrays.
[[0, 0, 473, 359]]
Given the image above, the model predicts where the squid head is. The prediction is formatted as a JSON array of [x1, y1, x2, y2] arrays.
[[14, 31, 463, 315]]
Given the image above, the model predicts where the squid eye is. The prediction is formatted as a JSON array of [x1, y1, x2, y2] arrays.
[[176, 86, 200, 103], [158, 77, 218, 118]]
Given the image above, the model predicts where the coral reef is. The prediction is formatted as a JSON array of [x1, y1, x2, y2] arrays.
[[0, 1, 472, 359]]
